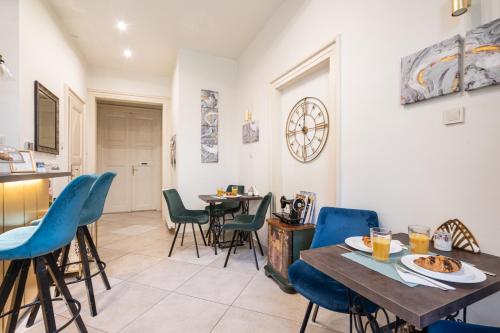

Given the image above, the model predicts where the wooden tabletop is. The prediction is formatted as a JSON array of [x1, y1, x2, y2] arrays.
[[301, 233, 500, 329], [198, 194, 263, 203], [0, 171, 71, 183], [267, 218, 316, 232]]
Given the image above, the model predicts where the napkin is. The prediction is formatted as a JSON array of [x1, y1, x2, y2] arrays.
[[395, 268, 455, 290]]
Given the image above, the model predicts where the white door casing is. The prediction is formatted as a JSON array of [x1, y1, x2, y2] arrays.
[[67, 88, 85, 178]]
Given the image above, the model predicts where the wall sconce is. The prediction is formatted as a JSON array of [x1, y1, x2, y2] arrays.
[[0, 54, 14, 79], [244, 110, 253, 122], [452, 0, 471, 16]]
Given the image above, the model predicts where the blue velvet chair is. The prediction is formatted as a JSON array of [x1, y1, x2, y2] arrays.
[[428, 320, 500, 333], [27, 172, 117, 324], [288, 207, 380, 333], [0, 174, 95, 333]]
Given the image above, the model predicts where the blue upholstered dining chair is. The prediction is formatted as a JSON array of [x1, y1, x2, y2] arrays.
[[428, 320, 500, 333], [288, 207, 380, 333], [0, 174, 95, 333]]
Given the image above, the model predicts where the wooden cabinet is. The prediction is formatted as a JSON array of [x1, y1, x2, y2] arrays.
[[264, 218, 315, 294]]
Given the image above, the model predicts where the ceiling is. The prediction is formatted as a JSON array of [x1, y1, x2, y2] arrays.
[[47, 0, 284, 76]]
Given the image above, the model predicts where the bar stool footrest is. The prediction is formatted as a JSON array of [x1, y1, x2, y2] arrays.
[[59, 259, 107, 285]]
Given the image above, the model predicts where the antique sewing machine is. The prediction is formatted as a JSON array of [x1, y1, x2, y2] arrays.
[[273, 195, 306, 224]]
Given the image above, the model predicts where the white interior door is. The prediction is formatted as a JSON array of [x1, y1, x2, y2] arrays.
[[68, 90, 85, 178], [98, 104, 161, 213]]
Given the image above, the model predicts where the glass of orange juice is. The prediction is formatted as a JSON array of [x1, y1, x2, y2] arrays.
[[216, 187, 224, 197], [408, 225, 430, 254], [231, 186, 238, 196], [371, 227, 392, 262]]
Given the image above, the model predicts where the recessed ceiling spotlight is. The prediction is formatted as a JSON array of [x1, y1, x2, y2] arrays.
[[116, 20, 128, 32], [123, 48, 133, 59]]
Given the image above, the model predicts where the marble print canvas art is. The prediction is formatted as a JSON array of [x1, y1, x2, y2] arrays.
[[401, 35, 461, 105], [242, 121, 259, 144], [201, 89, 219, 163], [464, 18, 500, 91]]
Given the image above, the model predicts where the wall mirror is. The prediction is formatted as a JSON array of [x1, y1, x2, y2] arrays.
[[35, 81, 59, 154]]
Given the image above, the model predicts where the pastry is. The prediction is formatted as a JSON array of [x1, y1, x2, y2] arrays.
[[414, 255, 461, 273], [362, 236, 372, 248]]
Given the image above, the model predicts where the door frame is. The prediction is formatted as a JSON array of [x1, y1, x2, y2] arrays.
[[65, 85, 86, 175], [86, 89, 170, 222], [268, 37, 341, 211]]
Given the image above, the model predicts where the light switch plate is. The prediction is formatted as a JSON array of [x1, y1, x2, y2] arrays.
[[443, 107, 464, 125]]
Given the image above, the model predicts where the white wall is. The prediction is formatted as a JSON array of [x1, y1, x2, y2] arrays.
[[0, 0, 20, 151], [170, 49, 239, 211], [236, 0, 500, 326], [18, 0, 87, 192]]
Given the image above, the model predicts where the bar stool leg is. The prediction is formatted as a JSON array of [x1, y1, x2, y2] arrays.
[[5, 260, 30, 333], [35, 257, 57, 333], [76, 227, 97, 317], [44, 254, 88, 333], [0, 260, 23, 313], [54, 244, 71, 298], [82, 225, 110, 290]]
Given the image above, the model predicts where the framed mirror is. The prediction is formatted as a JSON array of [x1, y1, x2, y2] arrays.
[[35, 81, 59, 154]]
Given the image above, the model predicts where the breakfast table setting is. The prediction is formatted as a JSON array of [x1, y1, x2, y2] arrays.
[[300, 224, 500, 332]]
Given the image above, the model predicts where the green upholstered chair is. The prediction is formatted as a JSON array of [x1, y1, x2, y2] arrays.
[[223, 192, 272, 270], [163, 189, 209, 258], [205, 185, 245, 240]]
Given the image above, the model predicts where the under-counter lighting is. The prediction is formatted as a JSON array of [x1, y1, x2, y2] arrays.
[[123, 48, 133, 59], [116, 20, 128, 32]]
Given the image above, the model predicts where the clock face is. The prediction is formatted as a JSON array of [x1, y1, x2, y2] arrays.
[[286, 97, 329, 163]]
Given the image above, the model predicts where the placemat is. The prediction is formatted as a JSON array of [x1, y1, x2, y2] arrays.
[[342, 251, 417, 287]]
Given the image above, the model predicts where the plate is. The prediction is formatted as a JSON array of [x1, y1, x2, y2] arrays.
[[401, 254, 486, 283], [345, 236, 403, 254], [223, 194, 242, 198]]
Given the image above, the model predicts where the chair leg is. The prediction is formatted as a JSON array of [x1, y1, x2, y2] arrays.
[[224, 230, 238, 268], [349, 311, 353, 333], [300, 301, 314, 333], [54, 243, 71, 297], [44, 253, 88, 333], [198, 224, 207, 246], [180, 223, 186, 246], [249, 234, 259, 270], [192, 223, 200, 258], [83, 225, 111, 290], [312, 304, 319, 323], [234, 231, 239, 254], [35, 256, 57, 333], [0, 260, 23, 314], [5, 260, 30, 333], [254, 231, 264, 256], [248, 231, 252, 249], [168, 223, 182, 257], [76, 227, 97, 317]]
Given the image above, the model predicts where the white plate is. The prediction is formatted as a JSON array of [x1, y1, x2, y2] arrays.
[[345, 236, 403, 254], [401, 254, 486, 283], [223, 194, 242, 198]]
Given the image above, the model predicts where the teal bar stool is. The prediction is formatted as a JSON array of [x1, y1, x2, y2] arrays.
[[223, 192, 272, 270], [0, 174, 95, 333], [26, 172, 117, 325]]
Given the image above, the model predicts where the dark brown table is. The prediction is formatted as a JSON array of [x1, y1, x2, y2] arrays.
[[198, 194, 263, 254], [301, 233, 500, 330]]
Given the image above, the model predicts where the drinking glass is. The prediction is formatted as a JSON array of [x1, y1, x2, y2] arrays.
[[216, 187, 224, 197], [371, 227, 392, 262], [408, 225, 431, 254], [231, 186, 238, 196]]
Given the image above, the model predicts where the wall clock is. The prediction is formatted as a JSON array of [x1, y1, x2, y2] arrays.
[[285, 97, 329, 163]]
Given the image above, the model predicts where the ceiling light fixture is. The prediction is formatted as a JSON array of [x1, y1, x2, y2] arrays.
[[123, 48, 133, 59], [116, 20, 128, 32], [452, 0, 471, 16]]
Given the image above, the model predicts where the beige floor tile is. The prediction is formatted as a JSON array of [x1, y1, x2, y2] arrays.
[[176, 266, 252, 305], [128, 259, 203, 290], [233, 271, 309, 321], [209, 246, 267, 274], [18, 314, 105, 333], [96, 246, 128, 262], [120, 293, 228, 333], [103, 235, 165, 253], [60, 281, 169, 333], [168, 243, 224, 266], [111, 224, 159, 236], [96, 231, 130, 247], [106, 253, 162, 279], [211, 306, 301, 333]]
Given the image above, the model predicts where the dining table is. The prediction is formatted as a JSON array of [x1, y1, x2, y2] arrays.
[[198, 193, 263, 254], [300, 233, 500, 332]]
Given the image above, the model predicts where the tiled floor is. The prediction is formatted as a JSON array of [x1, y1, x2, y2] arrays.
[[20, 211, 349, 333]]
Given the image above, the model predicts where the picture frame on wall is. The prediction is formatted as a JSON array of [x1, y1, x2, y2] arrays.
[[9, 150, 36, 173]]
